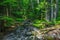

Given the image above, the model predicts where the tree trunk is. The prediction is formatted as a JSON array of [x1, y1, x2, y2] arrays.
[[30, 0, 34, 12], [45, 1, 49, 21], [37, 0, 39, 4], [51, 0, 54, 21], [54, 0, 58, 21], [6, 7, 9, 16], [9, 6, 12, 17]]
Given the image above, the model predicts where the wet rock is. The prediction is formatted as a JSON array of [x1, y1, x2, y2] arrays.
[[2, 25, 60, 40], [3, 26, 41, 40]]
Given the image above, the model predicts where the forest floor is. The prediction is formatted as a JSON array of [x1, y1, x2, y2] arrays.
[[40, 25, 60, 34], [0, 25, 60, 40], [39, 25, 60, 40]]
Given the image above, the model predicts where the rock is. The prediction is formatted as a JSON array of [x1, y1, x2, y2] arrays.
[[2, 25, 60, 40]]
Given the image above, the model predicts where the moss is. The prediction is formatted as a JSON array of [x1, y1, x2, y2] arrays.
[[44, 36, 54, 40]]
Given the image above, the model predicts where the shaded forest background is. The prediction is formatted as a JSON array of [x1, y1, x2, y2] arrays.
[[0, 0, 60, 32]]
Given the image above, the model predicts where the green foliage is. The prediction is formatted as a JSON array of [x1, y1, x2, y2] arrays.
[[44, 36, 54, 40], [1, 16, 14, 27], [56, 21, 60, 25], [16, 18, 24, 22], [33, 20, 45, 29], [20, 0, 29, 9], [0, 0, 60, 29], [36, 1, 48, 10], [1, 16, 13, 21], [0, 0, 18, 7]]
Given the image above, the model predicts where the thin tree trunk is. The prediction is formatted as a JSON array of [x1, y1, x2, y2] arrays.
[[54, 0, 58, 21], [45, 7, 49, 21], [45, 1, 49, 21], [9, 6, 11, 17], [37, 0, 39, 4], [51, 0, 54, 21], [30, 0, 34, 12], [6, 7, 9, 16]]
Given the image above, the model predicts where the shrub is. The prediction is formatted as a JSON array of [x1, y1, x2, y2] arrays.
[[33, 20, 46, 29], [1, 16, 15, 27]]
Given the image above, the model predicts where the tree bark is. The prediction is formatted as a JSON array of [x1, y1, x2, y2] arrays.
[[54, 0, 58, 21], [37, 0, 39, 4], [6, 7, 9, 16], [51, 0, 54, 21]]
